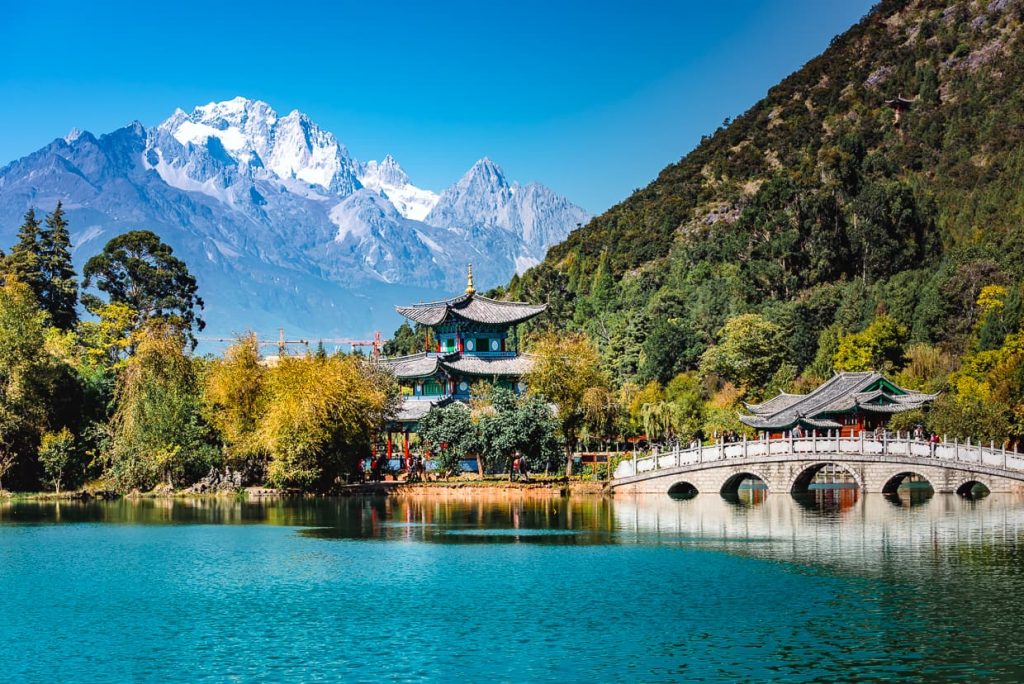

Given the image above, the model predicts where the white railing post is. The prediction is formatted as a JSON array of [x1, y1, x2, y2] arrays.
[[1003, 443, 1008, 470], [954, 438, 959, 461], [743, 434, 748, 459], [883, 430, 888, 456], [859, 430, 864, 455], [698, 440, 703, 463], [675, 443, 680, 468], [632, 450, 637, 476]]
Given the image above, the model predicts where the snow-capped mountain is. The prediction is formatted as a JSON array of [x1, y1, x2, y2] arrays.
[[0, 98, 589, 338], [426, 158, 590, 273], [357, 155, 438, 221]]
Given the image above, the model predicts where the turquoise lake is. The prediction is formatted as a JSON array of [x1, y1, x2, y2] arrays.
[[2, 492, 1024, 682]]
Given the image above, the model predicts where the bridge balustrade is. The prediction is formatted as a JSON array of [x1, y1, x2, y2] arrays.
[[614, 434, 1024, 480]]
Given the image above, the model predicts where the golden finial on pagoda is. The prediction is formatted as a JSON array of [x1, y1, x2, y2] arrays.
[[465, 263, 476, 295]]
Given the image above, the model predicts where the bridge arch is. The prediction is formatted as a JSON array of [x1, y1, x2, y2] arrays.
[[956, 479, 992, 498], [881, 471, 935, 494], [667, 481, 699, 499], [790, 462, 862, 493], [718, 470, 773, 495]]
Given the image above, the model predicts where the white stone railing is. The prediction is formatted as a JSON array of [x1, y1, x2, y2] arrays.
[[613, 434, 1024, 480]]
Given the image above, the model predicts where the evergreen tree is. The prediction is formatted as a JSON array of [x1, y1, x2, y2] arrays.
[[4, 208, 45, 300], [39, 202, 79, 330]]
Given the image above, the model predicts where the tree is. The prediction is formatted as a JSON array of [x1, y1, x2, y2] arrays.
[[638, 318, 703, 385], [834, 315, 907, 373], [106, 323, 216, 491], [526, 332, 608, 476], [476, 387, 561, 476], [3, 208, 45, 298], [927, 377, 1010, 445], [82, 231, 205, 344], [258, 355, 396, 489], [418, 403, 478, 479], [699, 314, 787, 399], [0, 280, 63, 490], [78, 302, 138, 369], [383, 322, 432, 356], [38, 428, 77, 494], [38, 202, 78, 330], [203, 333, 268, 479]]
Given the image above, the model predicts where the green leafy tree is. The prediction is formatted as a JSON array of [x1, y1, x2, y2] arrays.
[[106, 323, 217, 491], [82, 231, 205, 345], [38, 428, 77, 494], [699, 314, 786, 399], [418, 403, 478, 479], [476, 387, 561, 475], [526, 332, 608, 475], [834, 315, 907, 372]]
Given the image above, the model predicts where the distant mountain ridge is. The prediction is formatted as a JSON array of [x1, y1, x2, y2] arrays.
[[0, 97, 589, 338]]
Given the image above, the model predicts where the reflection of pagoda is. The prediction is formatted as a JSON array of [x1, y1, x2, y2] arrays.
[[379, 265, 546, 459]]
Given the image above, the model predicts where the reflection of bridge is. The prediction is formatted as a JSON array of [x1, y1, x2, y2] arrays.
[[611, 435, 1024, 495]]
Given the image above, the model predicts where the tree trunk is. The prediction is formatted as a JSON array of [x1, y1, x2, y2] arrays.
[[565, 445, 573, 478]]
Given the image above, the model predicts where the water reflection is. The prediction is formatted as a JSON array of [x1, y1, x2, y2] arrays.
[[5, 492, 1024, 680]]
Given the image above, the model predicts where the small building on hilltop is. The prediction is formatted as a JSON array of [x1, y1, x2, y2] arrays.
[[739, 371, 936, 438], [378, 266, 546, 459]]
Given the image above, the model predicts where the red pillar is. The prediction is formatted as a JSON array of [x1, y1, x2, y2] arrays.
[[404, 430, 410, 461], [386, 432, 393, 460]]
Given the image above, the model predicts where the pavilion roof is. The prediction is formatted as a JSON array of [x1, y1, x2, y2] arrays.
[[378, 352, 443, 379], [739, 372, 936, 430], [440, 353, 535, 377], [395, 292, 546, 327]]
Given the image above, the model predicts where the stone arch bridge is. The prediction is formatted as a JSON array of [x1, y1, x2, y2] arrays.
[[611, 435, 1024, 495]]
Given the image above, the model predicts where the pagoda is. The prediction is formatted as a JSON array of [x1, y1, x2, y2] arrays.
[[739, 372, 937, 439], [379, 265, 546, 460]]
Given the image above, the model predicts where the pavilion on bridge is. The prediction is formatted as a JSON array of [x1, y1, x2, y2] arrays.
[[378, 265, 546, 461], [739, 371, 936, 439]]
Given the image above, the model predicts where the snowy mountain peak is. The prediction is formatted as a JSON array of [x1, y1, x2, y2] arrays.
[[151, 97, 358, 196], [464, 157, 508, 188], [64, 128, 84, 144], [357, 154, 437, 222], [362, 154, 409, 187]]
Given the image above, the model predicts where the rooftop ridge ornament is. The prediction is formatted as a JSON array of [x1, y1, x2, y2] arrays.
[[465, 263, 476, 295]]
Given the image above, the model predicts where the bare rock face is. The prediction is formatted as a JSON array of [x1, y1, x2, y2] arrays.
[[188, 468, 244, 494]]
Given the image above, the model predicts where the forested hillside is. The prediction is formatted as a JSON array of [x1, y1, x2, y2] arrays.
[[503, 0, 1024, 444]]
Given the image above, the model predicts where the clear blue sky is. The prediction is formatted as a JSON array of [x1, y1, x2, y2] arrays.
[[1, 0, 874, 214]]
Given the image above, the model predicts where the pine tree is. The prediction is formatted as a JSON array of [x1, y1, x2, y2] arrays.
[[4, 208, 45, 300], [39, 202, 79, 330]]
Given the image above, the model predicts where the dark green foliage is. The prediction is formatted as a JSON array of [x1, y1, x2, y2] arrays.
[[39, 203, 79, 330], [82, 230, 204, 345], [4, 208, 45, 296], [383, 322, 429, 356]]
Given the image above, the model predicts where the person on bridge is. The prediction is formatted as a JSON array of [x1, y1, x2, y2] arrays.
[[791, 425, 803, 439], [929, 432, 940, 456]]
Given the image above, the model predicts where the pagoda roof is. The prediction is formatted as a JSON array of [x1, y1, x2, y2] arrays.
[[379, 352, 443, 379], [739, 372, 936, 430], [440, 353, 535, 377], [395, 292, 546, 327], [379, 351, 536, 380], [390, 396, 458, 423]]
